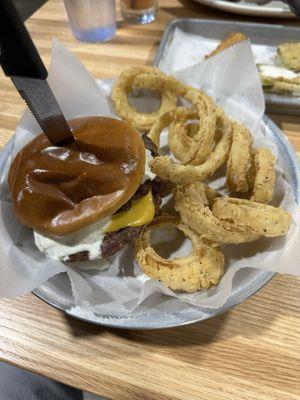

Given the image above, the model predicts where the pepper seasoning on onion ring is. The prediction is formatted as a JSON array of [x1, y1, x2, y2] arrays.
[[183, 88, 217, 165], [150, 109, 232, 184], [148, 107, 177, 148], [212, 197, 291, 237], [111, 67, 177, 131], [132, 73, 188, 97], [226, 122, 253, 193], [168, 107, 199, 164], [173, 183, 261, 244], [133, 74, 217, 164], [148, 107, 201, 165], [249, 147, 276, 204], [135, 215, 224, 292]]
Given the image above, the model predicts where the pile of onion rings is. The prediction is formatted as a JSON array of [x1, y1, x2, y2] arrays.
[[112, 67, 276, 198], [112, 67, 292, 293], [173, 183, 290, 242]]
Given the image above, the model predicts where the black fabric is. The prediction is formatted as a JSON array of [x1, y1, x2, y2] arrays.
[[0, 362, 83, 400]]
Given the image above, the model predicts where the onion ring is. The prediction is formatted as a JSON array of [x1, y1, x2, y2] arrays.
[[148, 107, 200, 164], [183, 88, 217, 165], [249, 147, 276, 204], [135, 215, 224, 292], [111, 67, 177, 131], [212, 197, 291, 237], [168, 107, 199, 164], [226, 123, 253, 193], [173, 183, 261, 244], [149, 110, 232, 184], [148, 108, 177, 148], [132, 73, 187, 96], [134, 75, 217, 164]]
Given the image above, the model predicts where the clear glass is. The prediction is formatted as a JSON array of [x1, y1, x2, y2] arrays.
[[120, 0, 157, 24], [63, 0, 116, 42]]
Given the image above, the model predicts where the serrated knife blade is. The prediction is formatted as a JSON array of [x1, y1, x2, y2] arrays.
[[12, 76, 74, 146], [0, 0, 75, 146]]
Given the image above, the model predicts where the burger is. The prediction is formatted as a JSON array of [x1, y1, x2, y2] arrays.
[[8, 116, 163, 262]]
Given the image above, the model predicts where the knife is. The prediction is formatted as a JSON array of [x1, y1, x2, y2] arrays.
[[0, 0, 75, 146]]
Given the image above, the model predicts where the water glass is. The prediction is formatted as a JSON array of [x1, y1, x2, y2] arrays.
[[63, 0, 116, 42]]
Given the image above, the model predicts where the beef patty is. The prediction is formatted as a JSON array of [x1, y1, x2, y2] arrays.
[[67, 135, 168, 262]]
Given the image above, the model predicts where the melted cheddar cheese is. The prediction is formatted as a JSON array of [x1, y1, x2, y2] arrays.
[[105, 192, 155, 233]]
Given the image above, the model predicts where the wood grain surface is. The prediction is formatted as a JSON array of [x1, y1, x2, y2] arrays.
[[0, 0, 300, 399]]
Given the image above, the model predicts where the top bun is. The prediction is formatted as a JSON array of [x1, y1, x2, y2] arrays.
[[8, 117, 145, 237]]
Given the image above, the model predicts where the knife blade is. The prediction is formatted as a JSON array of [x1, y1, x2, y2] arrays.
[[0, 0, 75, 146], [12, 77, 74, 146]]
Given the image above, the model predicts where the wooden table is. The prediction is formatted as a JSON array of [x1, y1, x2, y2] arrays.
[[0, 1, 300, 399]]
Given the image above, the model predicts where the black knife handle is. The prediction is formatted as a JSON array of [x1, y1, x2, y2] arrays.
[[0, 0, 47, 79]]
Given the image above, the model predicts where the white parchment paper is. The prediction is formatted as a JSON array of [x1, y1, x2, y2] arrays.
[[0, 35, 299, 315], [158, 27, 278, 72]]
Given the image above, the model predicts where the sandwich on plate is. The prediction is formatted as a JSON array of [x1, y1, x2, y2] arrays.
[[8, 116, 163, 263]]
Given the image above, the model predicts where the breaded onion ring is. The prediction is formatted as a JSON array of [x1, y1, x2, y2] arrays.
[[148, 107, 177, 147], [148, 107, 201, 165], [204, 185, 220, 207], [226, 123, 253, 193], [111, 67, 177, 131], [135, 215, 224, 292], [133, 73, 187, 96], [173, 183, 261, 244], [168, 107, 199, 164], [134, 75, 217, 164], [249, 148, 276, 204], [184, 88, 217, 165], [149, 110, 232, 184], [212, 197, 291, 237]]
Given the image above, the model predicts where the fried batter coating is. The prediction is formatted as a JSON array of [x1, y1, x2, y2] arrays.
[[148, 107, 176, 148], [226, 122, 253, 193], [278, 42, 300, 72], [150, 110, 232, 184], [111, 67, 177, 131], [264, 80, 300, 94], [135, 215, 224, 292], [183, 88, 217, 165], [137, 75, 217, 165], [168, 107, 200, 164], [250, 148, 276, 204], [173, 183, 260, 244], [212, 197, 291, 237], [206, 32, 248, 59]]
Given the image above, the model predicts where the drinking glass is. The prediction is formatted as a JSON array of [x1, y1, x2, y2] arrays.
[[120, 0, 157, 24], [63, 0, 116, 42]]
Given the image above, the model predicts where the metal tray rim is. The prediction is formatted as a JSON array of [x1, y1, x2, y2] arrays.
[[154, 18, 300, 114], [2, 33, 298, 328], [34, 270, 275, 330], [32, 114, 300, 329]]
